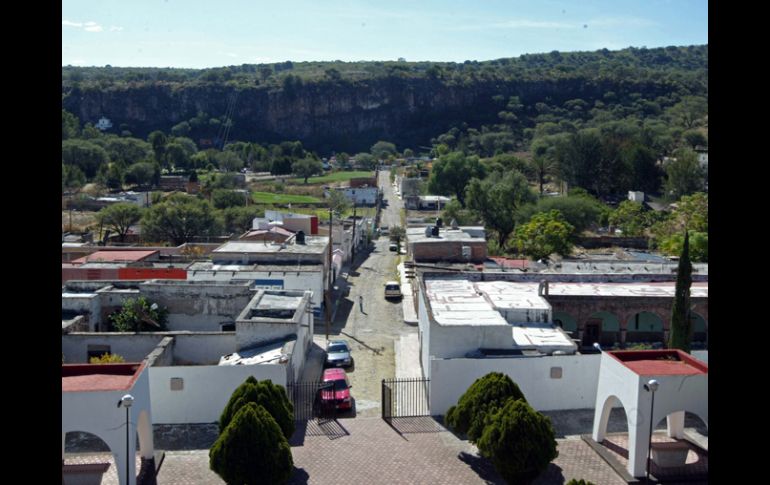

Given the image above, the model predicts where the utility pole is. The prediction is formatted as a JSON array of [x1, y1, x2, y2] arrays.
[[351, 201, 357, 262], [325, 207, 333, 340]]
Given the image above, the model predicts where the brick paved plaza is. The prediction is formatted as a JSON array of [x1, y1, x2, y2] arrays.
[[66, 416, 640, 484]]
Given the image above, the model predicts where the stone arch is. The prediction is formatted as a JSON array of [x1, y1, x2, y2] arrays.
[[63, 431, 114, 484], [626, 311, 665, 344], [691, 312, 708, 348], [552, 311, 577, 334], [594, 394, 632, 443]]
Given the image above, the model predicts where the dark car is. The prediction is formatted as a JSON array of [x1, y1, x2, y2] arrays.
[[325, 340, 353, 368]]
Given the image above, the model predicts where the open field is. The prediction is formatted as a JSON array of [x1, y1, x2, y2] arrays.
[[251, 192, 323, 204], [288, 171, 374, 185]]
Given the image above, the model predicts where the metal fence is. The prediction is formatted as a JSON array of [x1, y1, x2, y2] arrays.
[[287, 381, 336, 421], [381, 377, 430, 420]]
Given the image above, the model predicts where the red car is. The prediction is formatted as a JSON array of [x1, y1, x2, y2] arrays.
[[320, 368, 353, 411]]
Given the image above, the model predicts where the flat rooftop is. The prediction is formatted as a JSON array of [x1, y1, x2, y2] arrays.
[[188, 261, 323, 272], [213, 237, 328, 255], [72, 250, 158, 264], [609, 350, 708, 376], [62, 363, 144, 392], [219, 338, 293, 366], [407, 227, 485, 244]]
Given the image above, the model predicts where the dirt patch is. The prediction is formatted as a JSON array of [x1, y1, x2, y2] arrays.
[[62, 210, 99, 232]]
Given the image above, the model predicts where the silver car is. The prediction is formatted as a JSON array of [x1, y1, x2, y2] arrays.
[[325, 340, 353, 368]]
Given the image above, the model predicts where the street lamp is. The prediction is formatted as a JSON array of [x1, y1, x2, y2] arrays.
[[117, 394, 134, 485], [643, 379, 659, 482]]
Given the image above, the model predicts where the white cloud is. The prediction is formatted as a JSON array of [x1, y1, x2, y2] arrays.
[[62, 19, 105, 32], [110, 26, 124, 32]]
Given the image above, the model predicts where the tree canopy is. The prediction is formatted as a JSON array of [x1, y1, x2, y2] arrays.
[[96, 203, 143, 242], [141, 194, 222, 245]]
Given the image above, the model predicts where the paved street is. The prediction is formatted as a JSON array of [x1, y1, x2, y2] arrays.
[[316, 169, 418, 417]]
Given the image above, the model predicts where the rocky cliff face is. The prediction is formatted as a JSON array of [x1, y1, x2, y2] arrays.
[[62, 76, 674, 152]]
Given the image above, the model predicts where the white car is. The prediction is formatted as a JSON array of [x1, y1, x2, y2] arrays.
[[384, 281, 402, 299]]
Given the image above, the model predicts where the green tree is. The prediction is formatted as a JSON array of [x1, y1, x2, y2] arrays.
[[466, 171, 535, 248], [529, 156, 557, 195], [608, 201, 649, 237], [650, 192, 708, 249], [147, 130, 167, 163], [327, 189, 351, 215], [427, 151, 485, 207], [390, 225, 406, 252], [513, 210, 575, 260], [371, 140, 397, 160], [209, 402, 293, 485], [61, 139, 109, 179], [212, 189, 247, 209], [291, 156, 323, 183], [96, 203, 143, 242], [353, 152, 377, 170], [62, 163, 86, 192], [216, 150, 244, 173], [141, 194, 222, 245], [109, 297, 168, 332], [219, 376, 295, 439], [99, 136, 153, 166], [102, 163, 125, 190], [445, 372, 526, 443], [566, 480, 596, 485], [666, 96, 708, 129], [441, 199, 477, 226], [516, 195, 607, 235], [668, 231, 693, 352], [664, 148, 705, 200], [62, 109, 80, 139], [477, 399, 558, 485], [125, 162, 156, 188], [221, 206, 264, 234], [659, 230, 707, 263]]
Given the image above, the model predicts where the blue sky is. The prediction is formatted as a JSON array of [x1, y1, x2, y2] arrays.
[[62, 0, 708, 68]]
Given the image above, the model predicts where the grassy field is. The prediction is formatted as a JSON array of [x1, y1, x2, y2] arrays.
[[288, 171, 374, 185], [251, 192, 323, 204]]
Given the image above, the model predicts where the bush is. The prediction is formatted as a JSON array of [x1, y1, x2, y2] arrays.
[[477, 398, 558, 485], [445, 372, 526, 442], [89, 353, 125, 364], [209, 402, 293, 485], [219, 377, 295, 439], [566, 480, 596, 485]]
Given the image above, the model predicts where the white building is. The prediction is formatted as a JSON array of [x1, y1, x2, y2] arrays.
[[325, 186, 379, 206]]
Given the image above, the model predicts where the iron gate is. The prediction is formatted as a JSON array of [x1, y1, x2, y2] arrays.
[[381, 377, 430, 421], [287, 381, 336, 421]]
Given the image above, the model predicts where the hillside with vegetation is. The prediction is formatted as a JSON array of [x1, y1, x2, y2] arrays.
[[62, 45, 707, 154]]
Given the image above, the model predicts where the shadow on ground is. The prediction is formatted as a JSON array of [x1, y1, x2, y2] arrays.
[[289, 419, 350, 446], [457, 451, 506, 485]]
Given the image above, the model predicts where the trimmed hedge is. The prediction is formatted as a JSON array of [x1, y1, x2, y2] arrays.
[[445, 372, 526, 442], [477, 398, 558, 485], [209, 402, 293, 485], [219, 377, 295, 439]]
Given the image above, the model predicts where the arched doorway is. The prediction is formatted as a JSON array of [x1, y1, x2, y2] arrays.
[[63, 431, 115, 484], [691, 312, 708, 349], [585, 311, 620, 347], [552, 311, 577, 336], [626, 311, 664, 345]]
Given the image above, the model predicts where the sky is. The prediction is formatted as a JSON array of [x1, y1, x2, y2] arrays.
[[62, 0, 708, 68]]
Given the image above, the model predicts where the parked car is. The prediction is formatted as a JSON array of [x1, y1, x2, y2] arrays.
[[325, 340, 353, 368], [384, 281, 402, 299], [319, 368, 353, 411]]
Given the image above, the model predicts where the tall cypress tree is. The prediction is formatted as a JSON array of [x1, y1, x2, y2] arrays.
[[669, 231, 692, 352]]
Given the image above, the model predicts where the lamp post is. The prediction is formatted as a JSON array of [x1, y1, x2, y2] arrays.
[[643, 379, 659, 482], [118, 394, 134, 485]]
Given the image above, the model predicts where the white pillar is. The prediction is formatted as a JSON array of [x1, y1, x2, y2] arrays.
[[667, 411, 685, 439], [628, 407, 651, 478]]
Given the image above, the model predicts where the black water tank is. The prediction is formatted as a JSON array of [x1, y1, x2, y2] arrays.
[[431, 225, 439, 237], [296, 230, 306, 244]]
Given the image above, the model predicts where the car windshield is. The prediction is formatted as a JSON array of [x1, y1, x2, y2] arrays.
[[328, 344, 347, 353], [331, 379, 348, 391]]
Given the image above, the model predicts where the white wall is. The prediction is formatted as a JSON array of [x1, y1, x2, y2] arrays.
[[149, 364, 287, 424], [188, 270, 325, 309], [692, 350, 708, 363], [172, 333, 237, 365], [430, 354, 602, 415], [62, 334, 165, 363], [430, 323, 514, 360], [62, 293, 102, 331]]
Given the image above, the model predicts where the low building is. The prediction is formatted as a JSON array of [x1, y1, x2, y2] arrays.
[[325, 186, 379, 206], [407, 226, 487, 263]]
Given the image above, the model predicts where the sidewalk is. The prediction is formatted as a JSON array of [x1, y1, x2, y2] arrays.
[[397, 262, 418, 325]]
